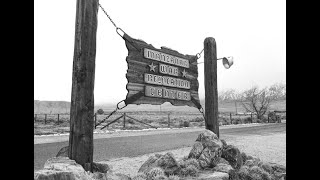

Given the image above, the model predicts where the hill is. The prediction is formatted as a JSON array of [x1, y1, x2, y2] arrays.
[[34, 100, 70, 114]]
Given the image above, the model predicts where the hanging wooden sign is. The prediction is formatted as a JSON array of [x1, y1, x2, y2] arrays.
[[124, 34, 200, 107]]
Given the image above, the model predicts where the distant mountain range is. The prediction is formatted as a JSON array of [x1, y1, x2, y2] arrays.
[[34, 100, 71, 114], [34, 99, 285, 114]]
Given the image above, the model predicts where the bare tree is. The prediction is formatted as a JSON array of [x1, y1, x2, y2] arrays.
[[269, 83, 286, 100], [240, 86, 277, 119]]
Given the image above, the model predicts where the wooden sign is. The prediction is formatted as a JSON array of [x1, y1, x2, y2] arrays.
[[124, 34, 200, 107]]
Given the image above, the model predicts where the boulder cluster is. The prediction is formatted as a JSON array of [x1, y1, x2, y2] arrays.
[[34, 129, 286, 180]]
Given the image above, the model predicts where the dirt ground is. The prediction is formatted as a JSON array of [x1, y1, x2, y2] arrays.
[[100, 131, 286, 178]]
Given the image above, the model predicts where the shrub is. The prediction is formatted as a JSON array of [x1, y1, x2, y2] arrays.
[[232, 117, 242, 124], [237, 166, 250, 180], [96, 109, 104, 115], [128, 119, 135, 124], [121, 126, 142, 130], [259, 162, 273, 174], [167, 175, 180, 180], [146, 167, 165, 180], [153, 175, 168, 180], [243, 117, 252, 124], [179, 164, 199, 177], [249, 166, 271, 180], [198, 122, 205, 127], [181, 158, 200, 170], [240, 152, 247, 162], [191, 117, 204, 122], [218, 117, 230, 125], [179, 121, 190, 127], [132, 173, 147, 180]]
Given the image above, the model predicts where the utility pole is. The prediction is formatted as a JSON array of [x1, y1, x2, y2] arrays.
[[204, 37, 219, 137], [69, 0, 99, 172]]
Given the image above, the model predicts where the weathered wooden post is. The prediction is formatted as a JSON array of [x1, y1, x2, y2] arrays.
[[68, 0, 99, 172], [250, 112, 253, 123], [123, 113, 126, 129], [204, 37, 219, 137], [168, 113, 170, 128], [94, 113, 97, 129], [44, 114, 47, 124], [230, 113, 232, 124], [57, 114, 60, 125]]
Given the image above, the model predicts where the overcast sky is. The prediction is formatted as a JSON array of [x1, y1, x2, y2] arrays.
[[34, 0, 286, 105]]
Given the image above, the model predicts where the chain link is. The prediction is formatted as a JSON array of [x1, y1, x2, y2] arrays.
[[99, 3, 118, 28], [199, 107, 206, 121], [196, 49, 204, 59]]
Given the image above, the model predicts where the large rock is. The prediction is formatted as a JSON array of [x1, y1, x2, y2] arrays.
[[92, 162, 110, 173], [213, 163, 234, 174], [213, 163, 236, 180], [188, 130, 223, 169], [221, 145, 243, 170], [268, 162, 286, 180], [216, 158, 229, 165], [106, 173, 131, 180], [188, 142, 204, 159], [34, 157, 93, 180], [138, 152, 180, 176], [183, 170, 229, 180], [34, 157, 115, 180], [56, 146, 69, 157]]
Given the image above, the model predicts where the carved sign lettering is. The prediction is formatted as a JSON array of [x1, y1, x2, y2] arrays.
[[124, 34, 200, 107]]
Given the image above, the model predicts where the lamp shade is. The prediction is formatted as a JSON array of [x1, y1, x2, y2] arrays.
[[222, 56, 234, 69]]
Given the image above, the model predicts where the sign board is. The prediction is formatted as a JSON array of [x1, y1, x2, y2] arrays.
[[124, 34, 200, 107]]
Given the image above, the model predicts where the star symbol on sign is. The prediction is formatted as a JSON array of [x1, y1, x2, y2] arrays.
[[149, 62, 156, 72], [181, 69, 187, 77]]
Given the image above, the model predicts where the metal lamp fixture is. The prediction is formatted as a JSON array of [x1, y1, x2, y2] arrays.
[[195, 56, 234, 69], [219, 56, 234, 69]]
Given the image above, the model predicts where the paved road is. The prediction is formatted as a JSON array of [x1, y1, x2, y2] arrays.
[[34, 123, 285, 171]]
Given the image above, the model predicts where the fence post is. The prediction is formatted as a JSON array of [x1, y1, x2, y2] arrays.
[[123, 113, 126, 129], [250, 113, 253, 123], [267, 112, 270, 123], [168, 113, 170, 128], [44, 114, 47, 124], [230, 113, 232, 124], [57, 114, 60, 125]]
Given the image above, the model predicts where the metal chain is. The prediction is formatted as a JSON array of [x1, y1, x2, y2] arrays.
[[95, 99, 127, 128], [196, 49, 204, 59], [98, 3, 128, 39], [99, 3, 118, 28], [199, 107, 206, 121]]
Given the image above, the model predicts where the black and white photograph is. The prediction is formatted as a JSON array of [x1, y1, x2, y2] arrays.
[[34, 0, 286, 179]]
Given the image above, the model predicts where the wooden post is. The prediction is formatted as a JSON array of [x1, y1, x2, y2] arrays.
[[94, 113, 97, 129], [168, 113, 170, 128], [57, 114, 60, 125], [123, 113, 126, 128], [68, 0, 99, 172], [267, 112, 270, 123], [250, 112, 253, 123], [235, 101, 237, 114], [229, 113, 232, 124], [44, 114, 47, 124], [204, 37, 219, 137]]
